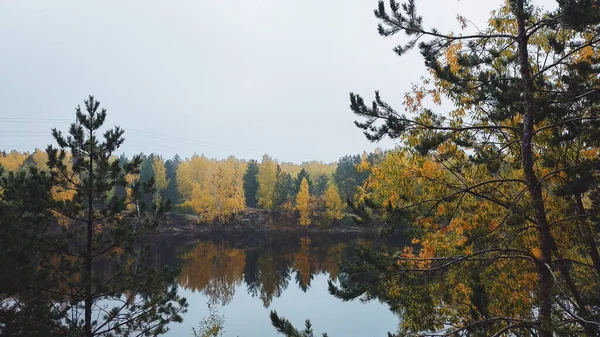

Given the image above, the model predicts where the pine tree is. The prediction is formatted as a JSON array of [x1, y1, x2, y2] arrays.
[[243, 159, 260, 208], [0, 166, 66, 334], [294, 169, 311, 196], [274, 0, 600, 336], [335, 0, 600, 335], [295, 178, 311, 226], [312, 174, 329, 196], [273, 165, 294, 212], [138, 153, 156, 208], [46, 96, 187, 336], [165, 155, 182, 205], [333, 155, 370, 202], [152, 155, 169, 208]]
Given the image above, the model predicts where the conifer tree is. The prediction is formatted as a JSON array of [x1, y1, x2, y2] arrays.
[[165, 155, 182, 205], [312, 174, 329, 196], [46, 96, 187, 337], [275, 0, 600, 336], [332, 0, 600, 336], [273, 165, 294, 212], [294, 169, 311, 196], [333, 155, 368, 201], [152, 155, 169, 208], [0, 166, 65, 334], [243, 159, 260, 208]]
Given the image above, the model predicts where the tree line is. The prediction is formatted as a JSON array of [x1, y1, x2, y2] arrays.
[[0, 96, 385, 336], [5, 0, 600, 335], [1, 146, 384, 227]]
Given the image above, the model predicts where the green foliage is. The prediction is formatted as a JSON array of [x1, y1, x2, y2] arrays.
[[46, 96, 187, 336], [341, 0, 600, 336], [165, 154, 182, 205], [333, 155, 369, 201], [270, 311, 328, 337], [138, 153, 157, 207], [192, 303, 226, 337], [0, 168, 67, 335], [243, 159, 260, 208], [294, 169, 311, 196], [312, 174, 329, 196], [274, 165, 294, 211]]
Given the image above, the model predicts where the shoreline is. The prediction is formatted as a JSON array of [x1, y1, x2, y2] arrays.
[[154, 212, 382, 237]]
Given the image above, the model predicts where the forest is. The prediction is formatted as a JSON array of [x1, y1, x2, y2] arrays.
[[3, 0, 600, 336], [0, 147, 384, 227]]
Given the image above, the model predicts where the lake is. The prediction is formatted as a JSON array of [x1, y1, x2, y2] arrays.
[[148, 231, 405, 337]]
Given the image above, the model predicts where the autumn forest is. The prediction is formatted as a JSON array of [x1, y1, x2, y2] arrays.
[[4, 0, 600, 336], [0, 148, 383, 227]]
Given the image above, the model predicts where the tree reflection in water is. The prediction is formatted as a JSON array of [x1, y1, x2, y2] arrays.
[[173, 232, 404, 308]]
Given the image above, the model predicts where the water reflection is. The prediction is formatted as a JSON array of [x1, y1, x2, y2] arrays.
[[167, 232, 404, 309], [178, 242, 246, 305]]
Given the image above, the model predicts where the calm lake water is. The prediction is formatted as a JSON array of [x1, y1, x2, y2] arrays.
[[149, 231, 405, 337]]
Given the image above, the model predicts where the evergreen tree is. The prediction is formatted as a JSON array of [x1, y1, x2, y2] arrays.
[[152, 155, 169, 208], [17, 152, 37, 173], [275, 0, 600, 336], [46, 96, 187, 336], [243, 159, 260, 208], [114, 154, 129, 200], [337, 1, 600, 336], [312, 174, 329, 196], [273, 165, 294, 211], [165, 154, 182, 205], [294, 169, 311, 196], [0, 166, 66, 334], [333, 155, 368, 201], [139, 153, 155, 183]]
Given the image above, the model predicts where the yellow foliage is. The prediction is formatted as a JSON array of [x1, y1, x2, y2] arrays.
[[152, 156, 168, 192], [180, 155, 246, 223], [257, 154, 277, 209], [152, 156, 169, 207], [324, 183, 344, 221], [294, 237, 313, 288], [295, 178, 311, 226], [0, 151, 28, 171], [32, 148, 49, 171], [178, 242, 246, 305]]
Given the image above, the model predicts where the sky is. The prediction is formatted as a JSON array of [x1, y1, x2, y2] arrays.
[[0, 0, 557, 163]]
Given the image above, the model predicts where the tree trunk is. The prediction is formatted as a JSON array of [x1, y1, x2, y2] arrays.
[[84, 115, 95, 337], [575, 195, 600, 273], [515, 1, 553, 336]]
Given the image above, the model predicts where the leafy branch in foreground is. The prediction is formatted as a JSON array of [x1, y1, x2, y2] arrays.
[[270, 311, 328, 337], [272, 0, 600, 336], [45, 96, 187, 336]]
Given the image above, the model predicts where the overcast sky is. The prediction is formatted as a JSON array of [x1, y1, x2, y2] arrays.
[[0, 0, 556, 163]]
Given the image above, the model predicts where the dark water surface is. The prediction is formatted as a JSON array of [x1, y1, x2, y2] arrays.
[[150, 231, 405, 337]]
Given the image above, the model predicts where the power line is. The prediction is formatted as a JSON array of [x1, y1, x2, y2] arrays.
[[125, 128, 307, 161], [0, 119, 319, 162], [0, 117, 71, 121], [127, 129, 267, 155]]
